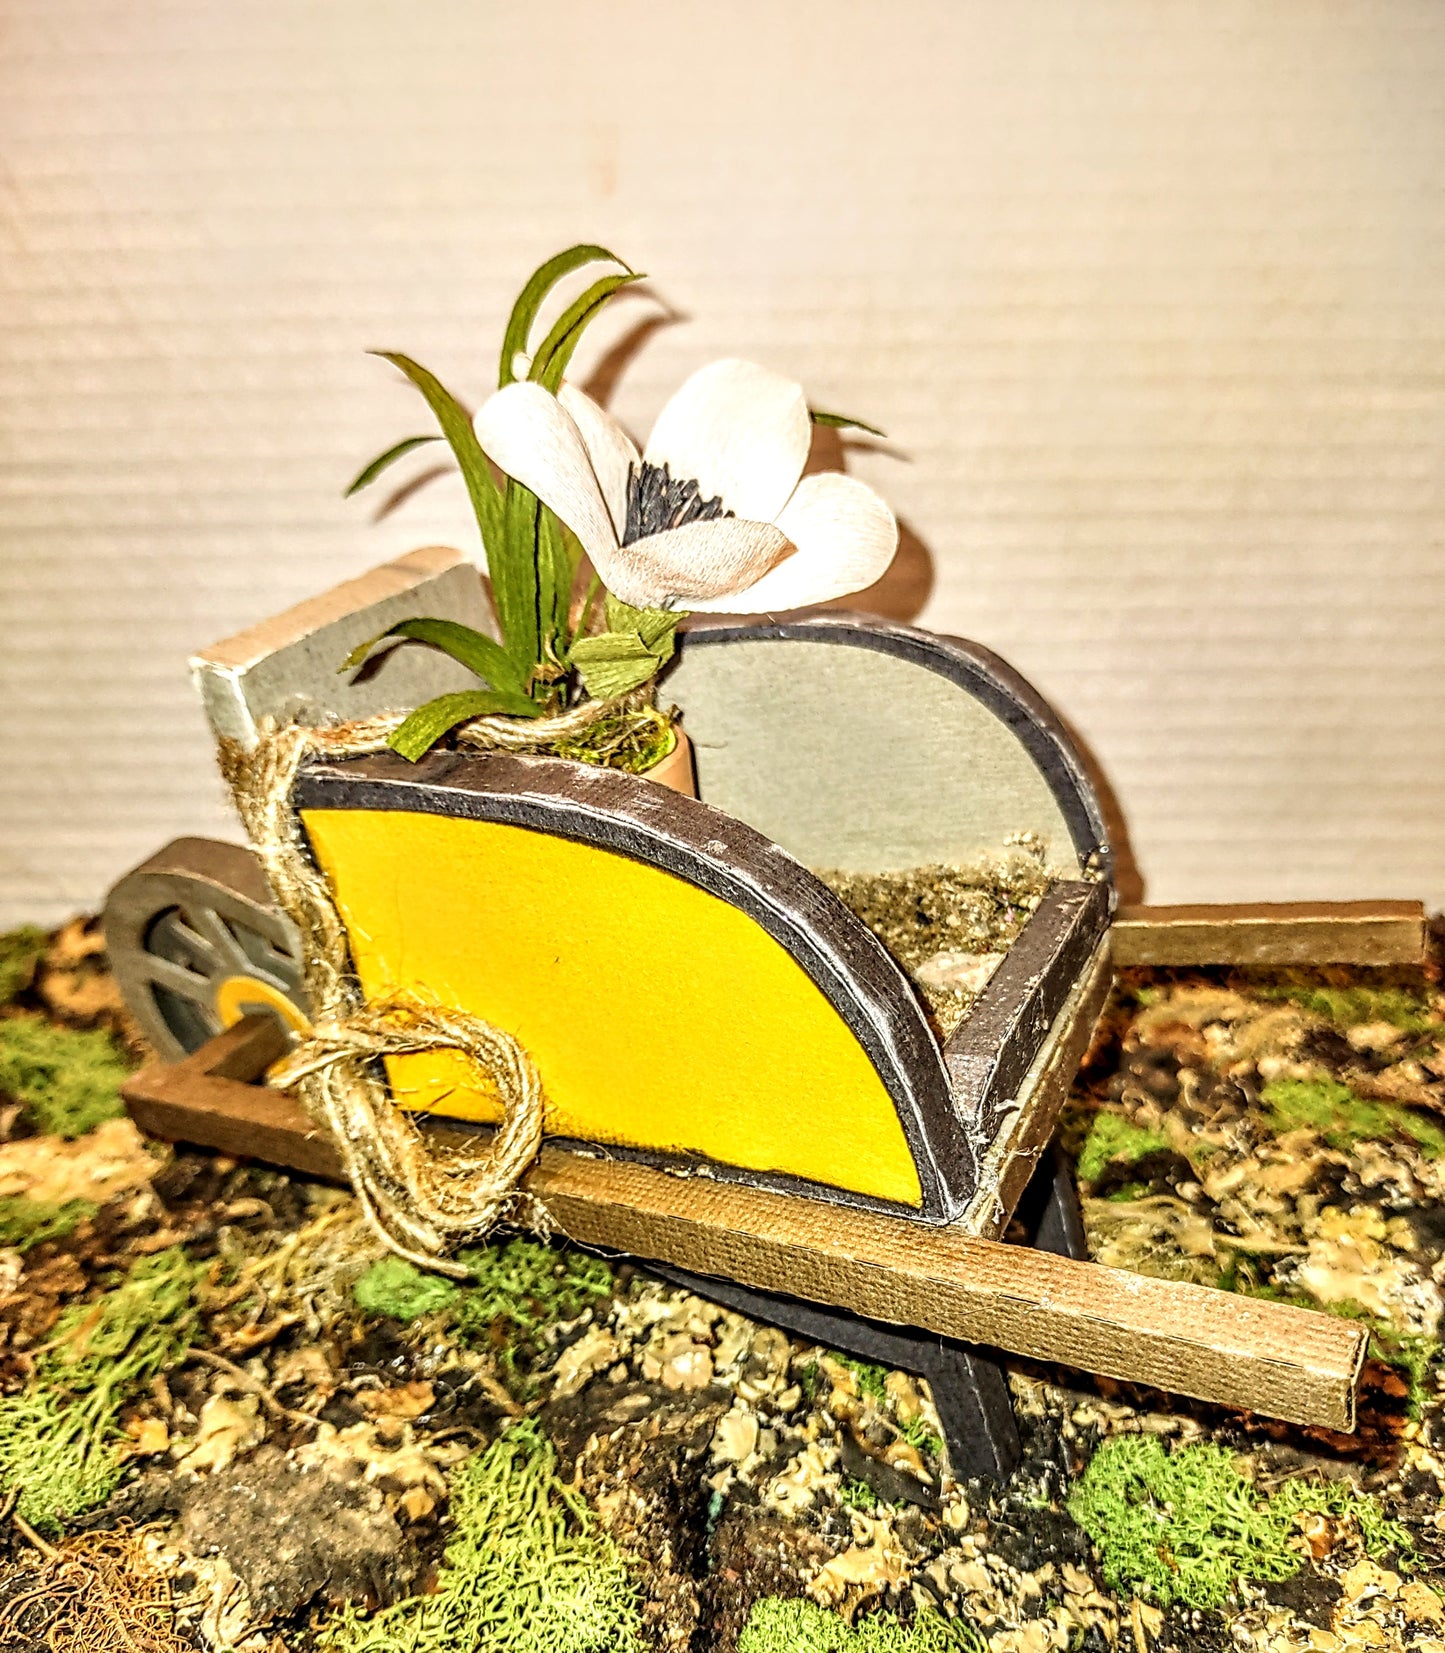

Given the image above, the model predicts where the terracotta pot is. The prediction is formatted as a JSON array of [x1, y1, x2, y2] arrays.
[[641, 728, 697, 797]]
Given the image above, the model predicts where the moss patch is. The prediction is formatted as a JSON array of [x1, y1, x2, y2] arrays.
[[1076, 1111, 1170, 1185], [1261, 1076, 1445, 1159], [453, 1236, 615, 1336], [353, 1255, 461, 1324], [1068, 1436, 1411, 1610], [0, 1014, 129, 1137], [551, 705, 677, 776], [0, 1194, 97, 1251], [351, 1240, 615, 1389], [0, 924, 48, 1006], [1259, 982, 1435, 1036], [738, 1598, 983, 1652], [828, 1351, 889, 1403], [0, 1247, 202, 1531], [318, 1419, 642, 1653]]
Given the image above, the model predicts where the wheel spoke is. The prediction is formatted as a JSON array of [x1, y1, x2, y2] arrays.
[[138, 953, 218, 1008], [150, 908, 224, 976], [185, 902, 254, 977]]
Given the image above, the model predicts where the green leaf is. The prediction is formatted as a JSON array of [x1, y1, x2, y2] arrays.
[[388, 689, 540, 763], [530, 273, 645, 393], [603, 595, 680, 656], [570, 604, 679, 699], [537, 506, 579, 655], [343, 435, 441, 497], [339, 618, 526, 694], [570, 632, 667, 701], [500, 479, 544, 680], [810, 408, 887, 439], [370, 353, 503, 555], [499, 244, 630, 388]]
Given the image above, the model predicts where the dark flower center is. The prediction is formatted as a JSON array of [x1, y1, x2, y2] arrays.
[[623, 461, 732, 546]]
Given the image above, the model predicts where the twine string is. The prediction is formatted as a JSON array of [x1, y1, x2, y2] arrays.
[[216, 692, 648, 1273]]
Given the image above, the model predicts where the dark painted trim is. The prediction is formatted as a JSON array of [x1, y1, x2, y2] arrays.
[[944, 879, 1109, 1144], [295, 748, 978, 1223], [671, 614, 1114, 894]]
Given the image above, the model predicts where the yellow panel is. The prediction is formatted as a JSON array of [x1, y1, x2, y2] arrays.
[[301, 807, 922, 1207]]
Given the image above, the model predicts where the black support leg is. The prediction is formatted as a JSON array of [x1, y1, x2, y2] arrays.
[[639, 1145, 1087, 1484]]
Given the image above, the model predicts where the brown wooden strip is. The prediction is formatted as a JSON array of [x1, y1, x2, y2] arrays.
[[528, 1152, 1364, 1431], [1113, 900, 1426, 967], [123, 1021, 1365, 1431]]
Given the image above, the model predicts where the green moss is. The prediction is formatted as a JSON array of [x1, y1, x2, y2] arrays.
[[42, 1247, 201, 1394], [899, 1414, 944, 1459], [1261, 1077, 1445, 1159], [0, 1388, 126, 1534], [0, 1247, 201, 1532], [453, 1237, 614, 1339], [353, 1254, 461, 1324], [1105, 1181, 1149, 1203], [839, 1476, 879, 1510], [1259, 983, 1434, 1036], [352, 1241, 614, 1394], [828, 1351, 889, 1403], [551, 706, 677, 775], [1068, 1436, 1411, 1610], [0, 926, 48, 1005], [739, 1599, 983, 1653], [0, 1014, 129, 1137], [318, 1420, 642, 1653], [0, 1194, 96, 1251], [1076, 1112, 1170, 1185]]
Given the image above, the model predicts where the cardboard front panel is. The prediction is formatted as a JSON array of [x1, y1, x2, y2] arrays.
[[302, 803, 925, 1208]]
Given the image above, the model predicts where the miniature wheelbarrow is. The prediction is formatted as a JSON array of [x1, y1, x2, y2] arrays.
[[107, 548, 1401, 1477]]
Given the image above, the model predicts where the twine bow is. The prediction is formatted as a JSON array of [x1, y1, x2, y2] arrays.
[[217, 693, 646, 1273]]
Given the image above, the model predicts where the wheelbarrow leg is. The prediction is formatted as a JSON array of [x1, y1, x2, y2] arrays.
[[1013, 1140, 1090, 1263], [644, 1143, 1087, 1483]]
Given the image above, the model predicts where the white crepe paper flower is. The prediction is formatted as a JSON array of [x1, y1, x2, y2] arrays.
[[472, 359, 897, 613]]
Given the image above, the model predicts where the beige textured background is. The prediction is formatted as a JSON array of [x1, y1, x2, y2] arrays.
[[2, 0, 1442, 927]]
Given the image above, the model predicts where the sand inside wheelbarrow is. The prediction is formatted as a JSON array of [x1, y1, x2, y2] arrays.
[[817, 839, 1056, 1037]]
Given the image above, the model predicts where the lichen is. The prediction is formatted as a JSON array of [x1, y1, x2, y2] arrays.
[[0, 1194, 97, 1251], [1067, 1436, 1412, 1610], [452, 1236, 615, 1338], [0, 1013, 129, 1137], [1076, 1111, 1171, 1185], [0, 924, 48, 1006], [1261, 1076, 1445, 1159], [738, 1598, 983, 1653], [0, 1248, 202, 1531], [317, 1420, 642, 1653], [352, 1254, 461, 1324]]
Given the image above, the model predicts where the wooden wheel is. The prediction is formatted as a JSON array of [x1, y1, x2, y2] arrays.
[[102, 837, 309, 1061]]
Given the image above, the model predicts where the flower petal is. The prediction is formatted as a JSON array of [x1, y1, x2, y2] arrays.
[[473, 381, 617, 565], [688, 472, 897, 613], [558, 382, 639, 544], [643, 358, 810, 523], [597, 518, 790, 611]]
